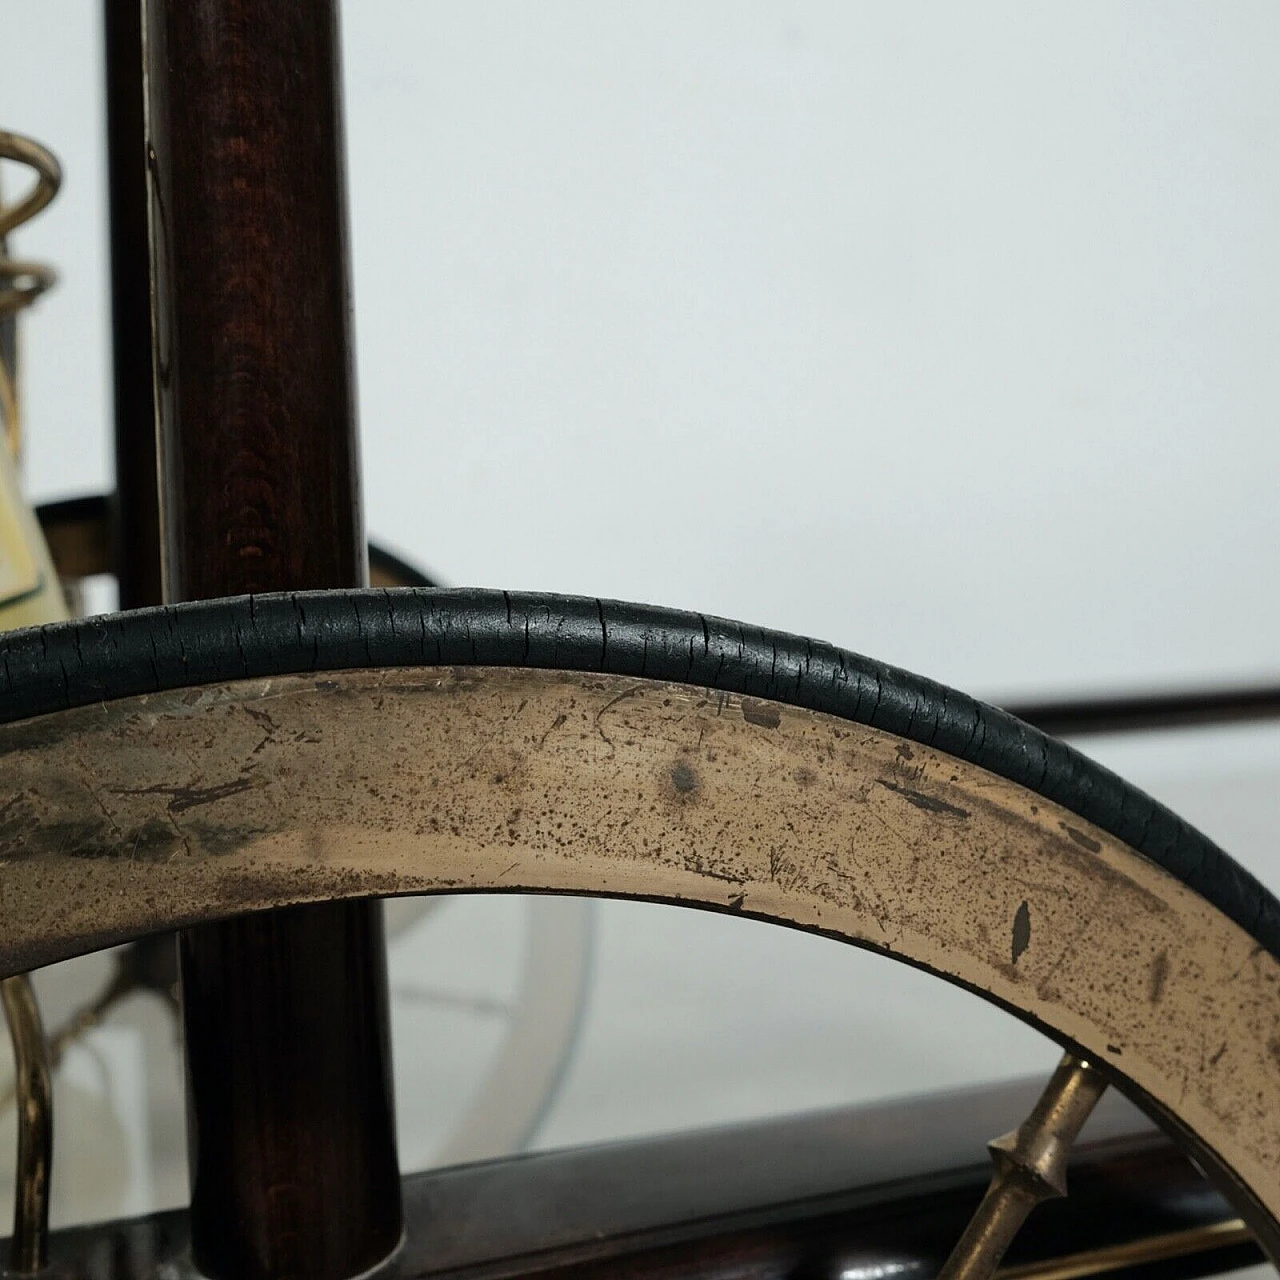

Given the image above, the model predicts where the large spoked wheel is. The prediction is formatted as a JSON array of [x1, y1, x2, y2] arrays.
[[2, 588, 1279, 1266]]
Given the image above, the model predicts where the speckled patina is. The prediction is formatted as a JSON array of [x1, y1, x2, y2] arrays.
[[1, 666, 1278, 1251]]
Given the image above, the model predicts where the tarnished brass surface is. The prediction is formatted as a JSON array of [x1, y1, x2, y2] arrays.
[[939, 1056, 1108, 1280], [0, 975, 50, 1272], [1, 667, 1279, 1245], [988, 1056, 1109, 1199]]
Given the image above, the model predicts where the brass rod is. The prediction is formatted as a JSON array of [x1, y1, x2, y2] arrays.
[[996, 1217, 1253, 1280], [0, 971, 132, 1113], [1, 974, 51, 1273], [938, 1055, 1108, 1280]]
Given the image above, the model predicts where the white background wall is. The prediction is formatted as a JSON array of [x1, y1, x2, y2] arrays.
[[2, 0, 1279, 1228]]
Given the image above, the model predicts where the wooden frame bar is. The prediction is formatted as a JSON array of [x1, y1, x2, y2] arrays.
[[137, 3, 401, 1275]]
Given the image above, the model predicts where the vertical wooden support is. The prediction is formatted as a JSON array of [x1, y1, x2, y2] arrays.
[[104, 0, 163, 612], [139, 3, 402, 1276]]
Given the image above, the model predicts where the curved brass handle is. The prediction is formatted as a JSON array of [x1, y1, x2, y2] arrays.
[[0, 130, 62, 460], [0, 259, 56, 323], [0, 132, 60, 240]]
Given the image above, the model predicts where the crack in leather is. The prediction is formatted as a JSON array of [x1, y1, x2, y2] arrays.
[[0, 586, 1276, 962]]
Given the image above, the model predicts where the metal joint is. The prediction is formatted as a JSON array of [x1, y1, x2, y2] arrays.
[[938, 1055, 1108, 1280]]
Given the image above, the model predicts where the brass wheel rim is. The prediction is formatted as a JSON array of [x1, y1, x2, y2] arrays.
[[1, 663, 1278, 1251]]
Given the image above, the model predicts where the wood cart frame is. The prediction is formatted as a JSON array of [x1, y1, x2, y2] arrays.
[[2, 4, 1278, 1279]]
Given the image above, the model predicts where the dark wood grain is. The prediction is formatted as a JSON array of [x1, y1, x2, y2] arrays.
[[23, 1083, 1259, 1279], [104, 0, 162, 612], [143, 0, 366, 600], [141, 2, 401, 1276]]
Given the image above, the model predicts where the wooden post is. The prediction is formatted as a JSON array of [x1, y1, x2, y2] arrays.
[[140, 2, 402, 1276], [104, 0, 162, 611]]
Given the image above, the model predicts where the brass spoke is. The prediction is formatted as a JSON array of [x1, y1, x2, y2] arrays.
[[938, 1055, 1108, 1280], [1, 973, 51, 1274]]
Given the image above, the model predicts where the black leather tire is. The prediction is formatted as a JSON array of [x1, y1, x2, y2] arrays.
[[2, 586, 1277, 964]]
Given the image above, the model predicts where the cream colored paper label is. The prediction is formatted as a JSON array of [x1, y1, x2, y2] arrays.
[[0, 442, 67, 628], [0, 470, 41, 607]]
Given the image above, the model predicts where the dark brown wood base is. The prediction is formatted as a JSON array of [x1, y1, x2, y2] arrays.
[[19, 1083, 1257, 1280]]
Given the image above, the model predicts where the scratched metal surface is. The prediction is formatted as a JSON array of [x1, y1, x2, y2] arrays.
[[1, 666, 1278, 1246]]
